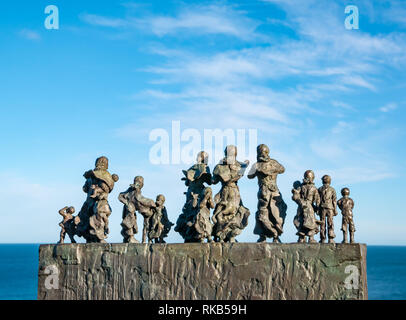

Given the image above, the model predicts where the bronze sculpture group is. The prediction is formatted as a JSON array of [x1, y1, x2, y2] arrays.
[[57, 145, 357, 245], [118, 176, 173, 244]]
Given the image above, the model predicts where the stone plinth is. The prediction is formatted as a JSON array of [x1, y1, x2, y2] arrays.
[[38, 243, 367, 300]]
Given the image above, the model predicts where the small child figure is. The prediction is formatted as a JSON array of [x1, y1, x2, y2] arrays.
[[292, 171, 321, 244], [89, 183, 111, 238], [337, 188, 356, 244], [148, 195, 174, 243], [157, 195, 174, 243], [318, 175, 338, 244], [191, 187, 214, 243], [58, 206, 80, 244]]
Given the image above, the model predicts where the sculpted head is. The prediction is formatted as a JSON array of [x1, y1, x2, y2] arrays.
[[156, 194, 165, 206], [341, 187, 350, 197], [95, 156, 109, 170], [293, 180, 302, 190], [224, 145, 237, 163], [196, 151, 209, 165], [303, 170, 315, 184], [204, 187, 212, 197], [257, 144, 270, 161], [133, 176, 144, 189], [322, 175, 331, 185]]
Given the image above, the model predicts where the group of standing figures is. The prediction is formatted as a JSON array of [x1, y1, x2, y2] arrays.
[[57, 145, 356, 245], [175, 147, 250, 243]]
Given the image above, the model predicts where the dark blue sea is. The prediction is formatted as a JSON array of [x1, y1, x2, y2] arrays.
[[0, 244, 405, 300]]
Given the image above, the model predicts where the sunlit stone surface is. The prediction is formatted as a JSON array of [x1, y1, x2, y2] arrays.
[[38, 243, 367, 300]]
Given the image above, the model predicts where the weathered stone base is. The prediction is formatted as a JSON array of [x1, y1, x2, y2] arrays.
[[38, 243, 367, 300]]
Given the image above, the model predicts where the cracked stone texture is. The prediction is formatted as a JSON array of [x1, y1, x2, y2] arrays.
[[38, 243, 367, 300]]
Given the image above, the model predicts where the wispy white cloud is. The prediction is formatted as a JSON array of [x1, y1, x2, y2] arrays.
[[111, 0, 406, 184], [380, 103, 397, 113], [331, 101, 356, 111], [80, 4, 260, 39], [135, 84, 311, 126], [315, 166, 394, 185], [339, 75, 376, 91], [141, 5, 259, 38], [330, 121, 354, 134], [80, 13, 129, 27], [18, 29, 41, 40]]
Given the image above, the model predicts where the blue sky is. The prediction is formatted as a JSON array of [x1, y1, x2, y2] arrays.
[[0, 0, 405, 244]]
